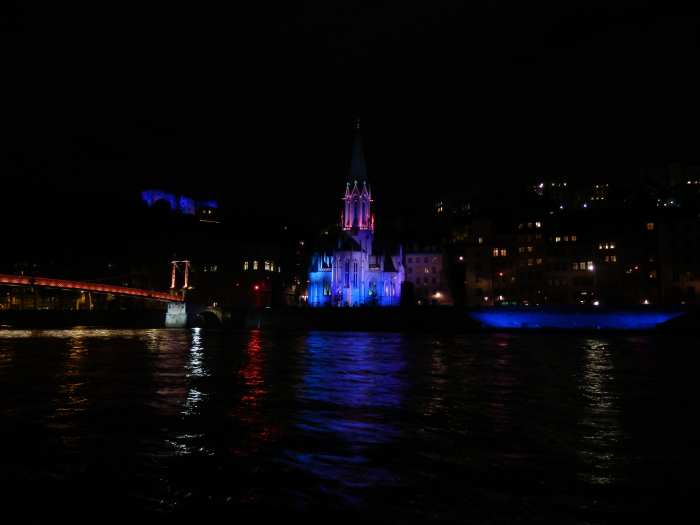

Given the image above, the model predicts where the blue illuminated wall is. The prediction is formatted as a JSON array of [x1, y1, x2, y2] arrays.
[[469, 307, 685, 330]]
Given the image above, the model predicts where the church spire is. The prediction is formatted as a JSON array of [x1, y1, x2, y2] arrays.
[[342, 118, 373, 232], [349, 117, 368, 183]]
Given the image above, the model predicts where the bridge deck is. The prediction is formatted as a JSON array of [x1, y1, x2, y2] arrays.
[[0, 274, 182, 303]]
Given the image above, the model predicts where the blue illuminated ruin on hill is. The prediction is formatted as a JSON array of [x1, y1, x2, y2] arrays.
[[141, 190, 218, 216]]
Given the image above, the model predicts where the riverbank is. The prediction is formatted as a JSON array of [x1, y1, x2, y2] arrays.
[[1, 305, 697, 333]]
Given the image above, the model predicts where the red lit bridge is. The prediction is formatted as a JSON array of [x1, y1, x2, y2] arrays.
[[0, 273, 182, 303]]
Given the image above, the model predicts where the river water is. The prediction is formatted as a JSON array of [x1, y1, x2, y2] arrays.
[[0, 328, 696, 523]]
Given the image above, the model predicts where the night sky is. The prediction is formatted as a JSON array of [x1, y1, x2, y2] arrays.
[[4, 2, 700, 218]]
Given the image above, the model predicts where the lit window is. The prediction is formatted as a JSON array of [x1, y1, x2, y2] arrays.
[[528, 258, 534, 266], [587, 261, 594, 271], [555, 236, 561, 243], [563, 236, 569, 242], [527, 222, 533, 228], [493, 248, 499, 257], [264, 260, 271, 271], [571, 235, 577, 242], [424, 267, 430, 274], [611, 255, 617, 262], [536, 258, 543, 265], [573, 262, 579, 270], [478, 237, 484, 244], [253, 260, 258, 270], [500, 249, 507, 257], [527, 246, 533, 253], [535, 221, 542, 228], [646, 222, 655, 231], [270, 262, 275, 272], [649, 271, 657, 279], [244, 261, 249, 271], [518, 247, 525, 254]]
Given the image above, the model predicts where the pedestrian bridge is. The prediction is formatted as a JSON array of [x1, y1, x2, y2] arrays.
[[0, 273, 182, 303]]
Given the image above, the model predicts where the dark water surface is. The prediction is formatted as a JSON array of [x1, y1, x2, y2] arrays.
[[0, 329, 697, 523]]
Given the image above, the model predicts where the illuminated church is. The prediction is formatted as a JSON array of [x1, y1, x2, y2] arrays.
[[308, 122, 405, 307]]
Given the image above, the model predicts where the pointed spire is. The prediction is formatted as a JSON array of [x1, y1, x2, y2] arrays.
[[350, 117, 368, 183]]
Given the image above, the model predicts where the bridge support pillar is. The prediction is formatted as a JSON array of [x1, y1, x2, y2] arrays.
[[165, 302, 188, 328]]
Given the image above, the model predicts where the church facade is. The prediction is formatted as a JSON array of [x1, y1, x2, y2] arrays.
[[308, 124, 405, 307]]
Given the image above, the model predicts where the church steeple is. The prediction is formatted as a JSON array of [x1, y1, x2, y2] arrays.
[[342, 118, 374, 232], [349, 117, 368, 183]]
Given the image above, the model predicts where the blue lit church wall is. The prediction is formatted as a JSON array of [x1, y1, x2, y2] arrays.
[[308, 181, 404, 307]]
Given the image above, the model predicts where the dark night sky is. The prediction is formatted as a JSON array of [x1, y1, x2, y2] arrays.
[[3, 1, 700, 219]]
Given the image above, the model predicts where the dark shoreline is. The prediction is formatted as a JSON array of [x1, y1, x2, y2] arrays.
[[1, 306, 698, 334]]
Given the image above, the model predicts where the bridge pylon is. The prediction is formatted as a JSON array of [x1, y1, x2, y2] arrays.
[[170, 260, 191, 300]]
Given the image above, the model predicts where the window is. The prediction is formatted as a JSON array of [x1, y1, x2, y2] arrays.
[[555, 236, 561, 243], [243, 261, 249, 271], [536, 258, 543, 265], [528, 259, 534, 266], [353, 262, 358, 288], [408, 257, 413, 263], [519, 247, 525, 254], [344, 261, 350, 288], [649, 270, 657, 279], [323, 280, 331, 296], [478, 237, 484, 244], [571, 235, 577, 242], [493, 248, 499, 257], [424, 257, 429, 263], [563, 236, 569, 242], [431, 266, 436, 273], [500, 249, 507, 257], [407, 267, 413, 274], [264, 260, 271, 271], [424, 267, 430, 274], [527, 246, 533, 253], [646, 222, 655, 231], [253, 260, 258, 270]]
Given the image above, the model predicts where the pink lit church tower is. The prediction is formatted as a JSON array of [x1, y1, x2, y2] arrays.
[[308, 120, 404, 307]]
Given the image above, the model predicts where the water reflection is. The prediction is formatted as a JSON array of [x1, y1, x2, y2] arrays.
[[50, 332, 89, 443], [287, 332, 406, 493], [229, 329, 278, 455], [577, 338, 623, 485], [183, 328, 208, 417]]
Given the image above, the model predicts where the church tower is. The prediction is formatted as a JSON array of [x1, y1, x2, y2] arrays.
[[342, 118, 374, 233]]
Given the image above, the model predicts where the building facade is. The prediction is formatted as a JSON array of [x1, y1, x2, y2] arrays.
[[308, 123, 404, 307]]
